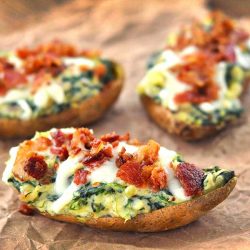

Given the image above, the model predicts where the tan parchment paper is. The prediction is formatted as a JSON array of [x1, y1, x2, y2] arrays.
[[0, 0, 249, 249]]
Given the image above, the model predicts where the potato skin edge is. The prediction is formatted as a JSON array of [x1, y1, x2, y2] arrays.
[[0, 62, 124, 139], [140, 77, 250, 141], [31, 177, 236, 232]]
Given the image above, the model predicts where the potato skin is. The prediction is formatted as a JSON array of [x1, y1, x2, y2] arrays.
[[35, 177, 236, 232], [0, 62, 124, 139], [140, 77, 250, 141], [141, 96, 221, 141]]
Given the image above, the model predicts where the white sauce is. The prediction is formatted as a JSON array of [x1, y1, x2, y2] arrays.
[[17, 100, 32, 120], [0, 89, 30, 104], [51, 182, 79, 213], [235, 46, 250, 69], [158, 147, 190, 201], [89, 159, 118, 183], [54, 156, 82, 195], [2, 146, 19, 183], [63, 57, 95, 68], [158, 71, 190, 111]]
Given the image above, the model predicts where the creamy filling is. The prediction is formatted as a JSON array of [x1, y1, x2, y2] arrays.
[[0, 55, 111, 119], [2, 138, 189, 214], [138, 40, 250, 113], [49, 141, 188, 213]]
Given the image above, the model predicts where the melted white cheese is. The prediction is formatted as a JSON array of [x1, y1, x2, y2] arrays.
[[63, 57, 95, 68], [54, 156, 82, 195], [2, 146, 19, 183], [51, 182, 79, 213], [0, 89, 30, 104], [235, 43, 250, 69], [158, 71, 190, 111], [17, 100, 32, 119], [89, 159, 118, 183], [158, 147, 190, 201]]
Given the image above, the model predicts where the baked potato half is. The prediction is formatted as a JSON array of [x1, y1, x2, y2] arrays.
[[137, 11, 250, 140], [0, 41, 123, 138], [2, 128, 236, 232]]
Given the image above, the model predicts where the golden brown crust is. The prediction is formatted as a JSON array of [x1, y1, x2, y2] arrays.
[[0, 62, 124, 139], [36, 177, 236, 232]]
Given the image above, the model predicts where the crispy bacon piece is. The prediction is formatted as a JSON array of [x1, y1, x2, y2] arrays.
[[117, 161, 144, 187], [50, 146, 69, 161], [35, 136, 52, 150], [19, 203, 34, 216], [101, 132, 130, 143], [23, 53, 64, 76], [0, 57, 14, 71], [116, 140, 167, 191], [70, 128, 94, 149], [82, 145, 113, 168], [137, 140, 160, 165], [0, 63, 27, 95], [149, 166, 168, 191], [17, 40, 77, 59], [171, 52, 219, 104], [51, 130, 73, 147], [175, 162, 204, 196], [115, 147, 133, 167], [94, 64, 107, 77], [74, 169, 89, 185], [171, 11, 248, 57], [24, 155, 48, 180]]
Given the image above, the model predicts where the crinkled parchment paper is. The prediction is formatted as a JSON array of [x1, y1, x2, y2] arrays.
[[0, 0, 249, 249]]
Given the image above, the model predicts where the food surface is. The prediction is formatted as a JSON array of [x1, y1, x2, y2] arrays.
[[0, 40, 123, 138], [138, 12, 250, 139], [0, 40, 120, 120], [2, 128, 236, 231]]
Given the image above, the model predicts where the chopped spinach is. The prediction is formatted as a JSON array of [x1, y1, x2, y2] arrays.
[[47, 194, 59, 202]]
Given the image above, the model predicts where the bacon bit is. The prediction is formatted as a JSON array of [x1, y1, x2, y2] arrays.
[[112, 140, 119, 148], [34, 136, 52, 151], [17, 40, 77, 59], [170, 11, 248, 64], [101, 132, 120, 143], [94, 64, 106, 77], [116, 140, 166, 191], [101, 132, 130, 143], [137, 140, 160, 165], [176, 162, 204, 196], [23, 53, 64, 76], [51, 129, 73, 147], [70, 128, 94, 149], [24, 155, 48, 180], [50, 146, 69, 161], [115, 147, 133, 167], [19, 203, 34, 216], [31, 71, 52, 93], [117, 161, 144, 187], [80, 65, 90, 72], [82, 145, 113, 168], [0, 69, 27, 96], [171, 52, 219, 104], [0, 57, 14, 71], [74, 169, 89, 185], [80, 49, 101, 58], [150, 166, 167, 191]]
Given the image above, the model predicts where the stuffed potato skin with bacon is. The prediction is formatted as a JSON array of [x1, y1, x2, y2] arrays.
[[138, 11, 250, 140], [0, 41, 123, 138], [2, 128, 236, 232]]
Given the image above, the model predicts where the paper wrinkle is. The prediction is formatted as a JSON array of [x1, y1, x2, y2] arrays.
[[0, 0, 250, 249]]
